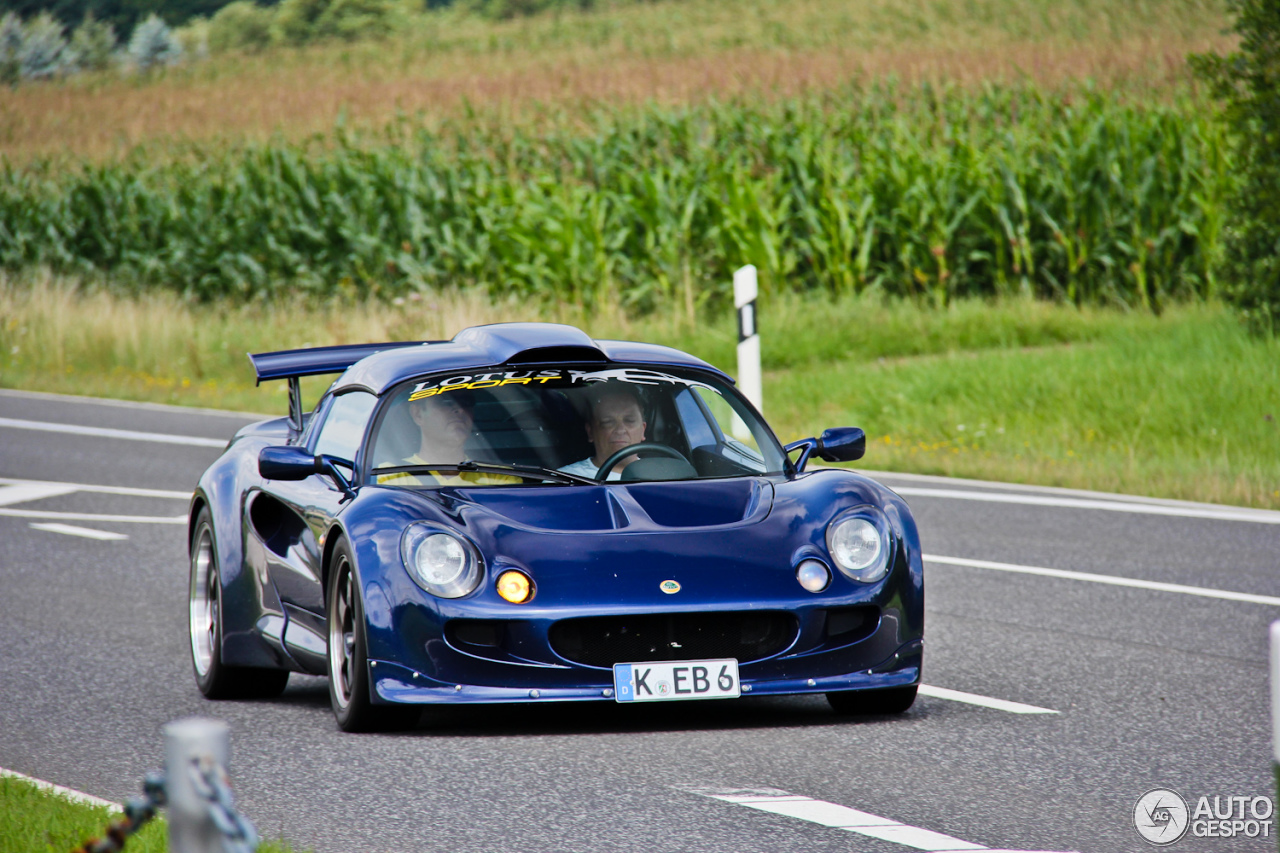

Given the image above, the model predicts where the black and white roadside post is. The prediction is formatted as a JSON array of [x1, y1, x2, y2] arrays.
[[734, 264, 762, 424]]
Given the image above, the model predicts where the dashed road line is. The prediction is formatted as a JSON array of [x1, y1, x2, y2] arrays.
[[29, 522, 129, 541], [0, 386, 266, 419], [679, 786, 1076, 852], [926, 554, 1280, 608], [0, 477, 189, 500], [0, 767, 121, 810], [918, 685, 1057, 715], [0, 508, 186, 524], [0, 479, 189, 527], [0, 483, 78, 506], [0, 417, 227, 448]]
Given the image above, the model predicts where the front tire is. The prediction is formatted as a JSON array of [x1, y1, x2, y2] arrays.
[[189, 507, 290, 700], [826, 685, 917, 716], [326, 538, 418, 733]]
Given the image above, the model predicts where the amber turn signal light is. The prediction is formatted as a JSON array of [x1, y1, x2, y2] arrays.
[[496, 569, 533, 604]]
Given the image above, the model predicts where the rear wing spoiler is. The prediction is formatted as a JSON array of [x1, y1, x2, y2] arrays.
[[248, 341, 433, 432]]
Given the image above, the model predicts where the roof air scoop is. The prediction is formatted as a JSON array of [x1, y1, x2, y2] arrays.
[[505, 345, 609, 365], [452, 323, 608, 365]]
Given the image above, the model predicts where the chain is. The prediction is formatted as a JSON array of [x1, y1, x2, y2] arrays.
[[72, 772, 167, 853], [71, 755, 259, 853], [189, 753, 261, 853]]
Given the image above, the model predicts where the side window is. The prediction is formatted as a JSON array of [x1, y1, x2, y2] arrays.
[[312, 391, 378, 471], [674, 388, 718, 449], [692, 385, 766, 470]]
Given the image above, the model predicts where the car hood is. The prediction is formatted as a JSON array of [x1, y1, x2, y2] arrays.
[[441, 477, 774, 533], [348, 470, 902, 611]]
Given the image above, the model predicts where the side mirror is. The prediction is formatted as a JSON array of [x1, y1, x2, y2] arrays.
[[815, 427, 866, 463], [259, 446, 356, 500], [259, 446, 321, 480], [785, 427, 866, 472]]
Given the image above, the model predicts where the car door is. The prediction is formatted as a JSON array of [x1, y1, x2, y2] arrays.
[[251, 389, 379, 670]]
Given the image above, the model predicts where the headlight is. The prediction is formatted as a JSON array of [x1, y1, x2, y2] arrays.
[[826, 509, 891, 583], [400, 525, 482, 598]]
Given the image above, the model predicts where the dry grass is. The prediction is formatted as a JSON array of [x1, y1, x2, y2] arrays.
[[0, 270, 636, 410], [0, 0, 1232, 164]]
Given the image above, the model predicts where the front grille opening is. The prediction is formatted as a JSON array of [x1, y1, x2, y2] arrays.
[[549, 611, 798, 668], [824, 606, 879, 645], [447, 619, 507, 649]]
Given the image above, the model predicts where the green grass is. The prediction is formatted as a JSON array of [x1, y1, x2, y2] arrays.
[[776, 305, 1280, 507], [1, 774, 165, 853], [2, 272, 1277, 509], [0, 774, 300, 853]]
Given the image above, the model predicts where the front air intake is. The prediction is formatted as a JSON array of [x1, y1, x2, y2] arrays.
[[549, 611, 798, 668]]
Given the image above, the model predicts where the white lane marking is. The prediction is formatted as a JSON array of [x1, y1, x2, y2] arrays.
[[0, 483, 79, 506], [0, 417, 227, 448], [860, 467, 1248, 508], [896, 487, 1280, 525], [0, 477, 189, 500], [918, 685, 1057, 715], [0, 386, 267, 419], [678, 786, 1076, 852], [29, 522, 129, 541], [926, 554, 1280, 608], [0, 508, 186, 524], [0, 767, 121, 811]]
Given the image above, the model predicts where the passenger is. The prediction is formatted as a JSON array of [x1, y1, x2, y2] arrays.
[[379, 392, 519, 487], [559, 383, 648, 481]]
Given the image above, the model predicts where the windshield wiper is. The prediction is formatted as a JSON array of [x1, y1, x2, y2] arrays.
[[373, 460, 596, 486]]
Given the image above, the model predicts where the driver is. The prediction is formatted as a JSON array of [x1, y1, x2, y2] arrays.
[[559, 382, 647, 481], [378, 392, 519, 486]]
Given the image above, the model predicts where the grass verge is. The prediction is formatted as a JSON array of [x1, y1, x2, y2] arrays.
[[1, 272, 1277, 508], [0, 774, 298, 853]]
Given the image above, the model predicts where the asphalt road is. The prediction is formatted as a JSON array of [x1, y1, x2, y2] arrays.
[[1, 386, 1277, 853]]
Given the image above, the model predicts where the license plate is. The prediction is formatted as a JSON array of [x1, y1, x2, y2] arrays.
[[612, 659, 740, 703]]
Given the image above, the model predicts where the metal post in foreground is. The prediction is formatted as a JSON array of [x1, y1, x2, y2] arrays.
[[1272, 621, 1280, 852], [164, 717, 230, 853], [733, 264, 762, 427]]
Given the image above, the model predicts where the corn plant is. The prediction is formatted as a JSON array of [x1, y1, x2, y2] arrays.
[[0, 82, 1231, 310]]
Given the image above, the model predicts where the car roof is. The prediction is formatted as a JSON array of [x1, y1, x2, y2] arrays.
[[251, 323, 732, 396]]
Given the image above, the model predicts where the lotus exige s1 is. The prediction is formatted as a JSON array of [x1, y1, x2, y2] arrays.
[[187, 323, 923, 731]]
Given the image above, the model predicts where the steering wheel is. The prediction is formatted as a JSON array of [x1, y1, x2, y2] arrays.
[[594, 443, 685, 480]]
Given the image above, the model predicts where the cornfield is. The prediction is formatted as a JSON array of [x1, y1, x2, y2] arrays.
[[0, 83, 1230, 310]]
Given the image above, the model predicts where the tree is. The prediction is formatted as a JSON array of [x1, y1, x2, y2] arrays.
[[207, 0, 271, 52], [70, 11, 117, 70], [128, 11, 181, 70], [19, 12, 75, 80], [0, 11, 21, 83], [1193, 0, 1280, 333]]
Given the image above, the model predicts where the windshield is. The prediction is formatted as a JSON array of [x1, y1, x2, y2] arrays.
[[368, 365, 786, 487]]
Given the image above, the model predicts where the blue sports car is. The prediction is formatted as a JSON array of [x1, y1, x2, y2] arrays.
[[188, 323, 923, 731]]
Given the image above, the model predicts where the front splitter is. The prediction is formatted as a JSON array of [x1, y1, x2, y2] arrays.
[[371, 658, 920, 705]]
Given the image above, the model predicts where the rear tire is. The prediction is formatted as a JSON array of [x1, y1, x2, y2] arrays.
[[826, 685, 917, 716], [326, 538, 419, 733], [189, 507, 290, 700]]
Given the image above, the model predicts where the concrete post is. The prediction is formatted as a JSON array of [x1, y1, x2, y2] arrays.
[[164, 717, 230, 853]]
